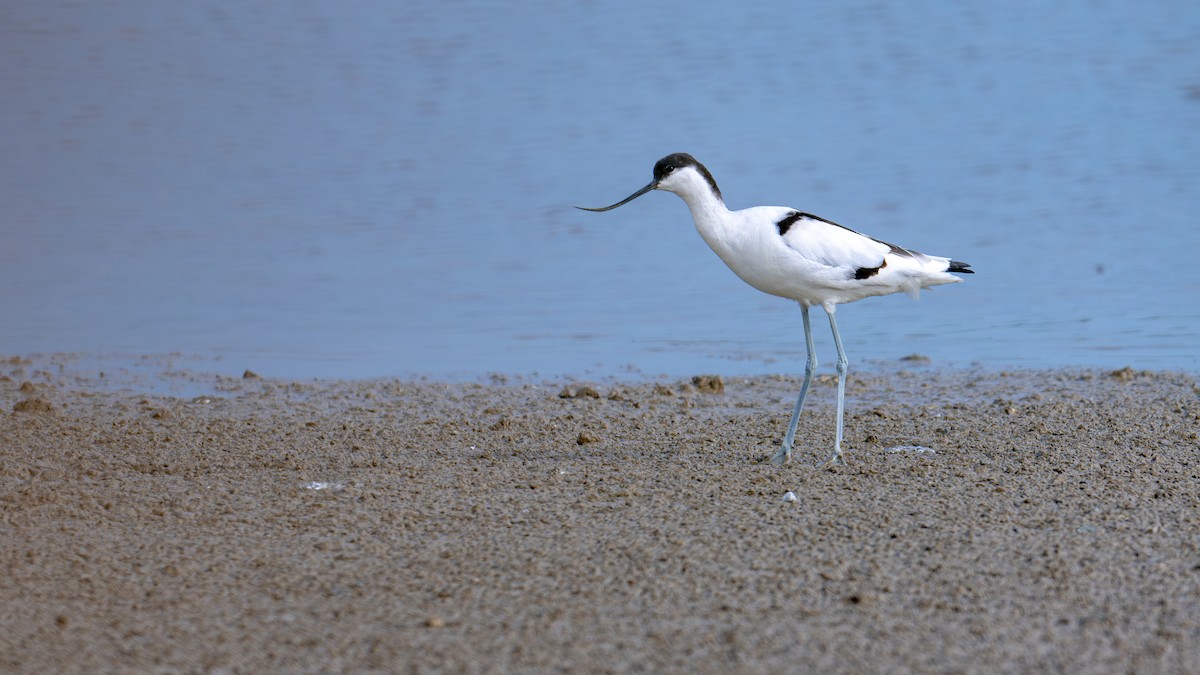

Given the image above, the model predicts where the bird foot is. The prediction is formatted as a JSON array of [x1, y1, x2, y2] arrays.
[[769, 446, 791, 465], [821, 451, 847, 468]]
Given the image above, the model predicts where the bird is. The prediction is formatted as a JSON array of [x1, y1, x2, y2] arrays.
[[576, 153, 972, 466]]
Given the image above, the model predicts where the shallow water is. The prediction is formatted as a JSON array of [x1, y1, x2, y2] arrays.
[[2, 1, 1197, 380]]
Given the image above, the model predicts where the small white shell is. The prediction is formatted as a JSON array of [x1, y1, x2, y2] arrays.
[[884, 445, 935, 454], [782, 491, 797, 503], [303, 481, 344, 491]]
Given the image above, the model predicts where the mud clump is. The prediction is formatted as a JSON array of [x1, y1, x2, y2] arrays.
[[576, 431, 601, 445], [558, 385, 600, 399], [691, 375, 725, 394], [13, 397, 54, 414]]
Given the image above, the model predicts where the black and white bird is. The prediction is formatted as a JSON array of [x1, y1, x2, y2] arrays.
[[577, 153, 973, 466]]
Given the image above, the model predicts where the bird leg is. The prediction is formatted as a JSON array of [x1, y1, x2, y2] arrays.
[[771, 304, 816, 464], [825, 305, 849, 466]]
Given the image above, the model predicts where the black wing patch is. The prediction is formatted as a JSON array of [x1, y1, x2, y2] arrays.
[[859, 258, 888, 277], [854, 260, 887, 280], [776, 212, 803, 235]]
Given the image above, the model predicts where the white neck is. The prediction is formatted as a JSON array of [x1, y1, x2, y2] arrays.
[[661, 168, 730, 240]]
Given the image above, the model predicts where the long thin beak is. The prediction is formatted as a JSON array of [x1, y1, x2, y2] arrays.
[[575, 181, 657, 212]]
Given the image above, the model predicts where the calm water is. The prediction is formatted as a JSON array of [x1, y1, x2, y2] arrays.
[[2, 1, 1198, 380]]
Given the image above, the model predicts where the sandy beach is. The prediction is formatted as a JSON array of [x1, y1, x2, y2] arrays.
[[2, 358, 1198, 673]]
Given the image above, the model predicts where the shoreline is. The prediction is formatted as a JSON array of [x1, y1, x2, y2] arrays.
[[3, 360, 1198, 671]]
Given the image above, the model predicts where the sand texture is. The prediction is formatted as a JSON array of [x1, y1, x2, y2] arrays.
[[2, 361, 1199, 673]]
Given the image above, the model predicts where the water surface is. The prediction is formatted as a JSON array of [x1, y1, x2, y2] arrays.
[[2, 1, 1197, 380]]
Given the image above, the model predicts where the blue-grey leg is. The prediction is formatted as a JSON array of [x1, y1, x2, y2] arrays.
[[770, 304, 817, 465], [825, 305, 849, 466]]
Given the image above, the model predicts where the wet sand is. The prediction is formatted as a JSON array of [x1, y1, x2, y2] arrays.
[[2, 358, 1199, 673]]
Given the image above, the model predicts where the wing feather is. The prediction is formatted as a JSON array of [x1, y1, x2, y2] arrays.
[[777, 212, 897, 274]]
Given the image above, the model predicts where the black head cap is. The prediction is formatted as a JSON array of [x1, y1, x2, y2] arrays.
[[652, 153, 722, 201]]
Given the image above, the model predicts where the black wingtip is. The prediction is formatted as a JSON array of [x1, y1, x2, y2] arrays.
[[949, 260, 974, 274]]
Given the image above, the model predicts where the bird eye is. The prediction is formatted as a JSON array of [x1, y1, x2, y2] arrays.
[[664, 164, 675, 174]]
